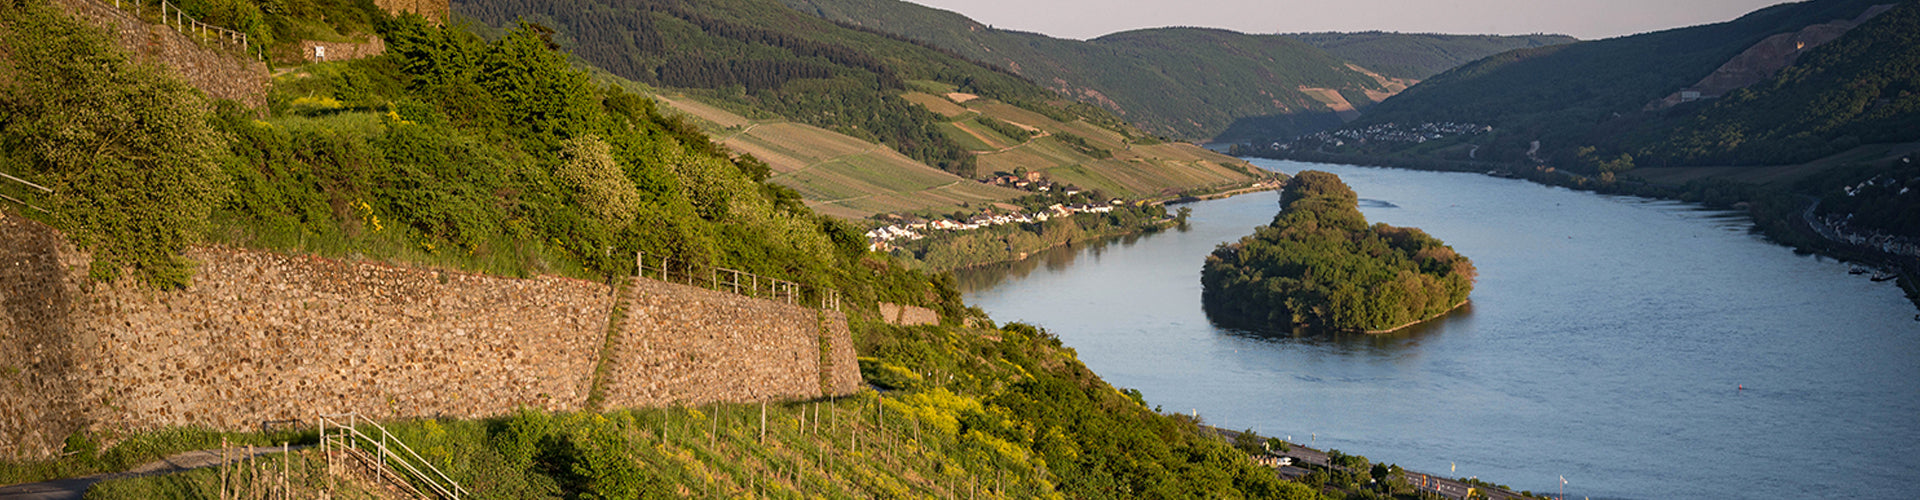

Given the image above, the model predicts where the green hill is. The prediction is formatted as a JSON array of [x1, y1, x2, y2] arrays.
[[1339, 0, 1895, 167], [451, 0, 1261, 216], [1640, 1, 1920, 166], [0, 2, 1434, 499], [781, 0, 1402, 141], [452, 0, 1070, 178], [1286, 31, 1578, 80]]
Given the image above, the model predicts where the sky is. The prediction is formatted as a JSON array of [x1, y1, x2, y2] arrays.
[[904, 0, 1795, 41]]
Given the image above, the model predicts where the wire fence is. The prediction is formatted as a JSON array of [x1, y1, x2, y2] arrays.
[[636, 252, 840, 311]]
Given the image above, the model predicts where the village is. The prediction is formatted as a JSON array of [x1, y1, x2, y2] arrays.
[[864, 200, 1122, 252], [1279, 121, 1494, 150]]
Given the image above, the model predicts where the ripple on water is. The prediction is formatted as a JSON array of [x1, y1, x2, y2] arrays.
[[960, 160, 1920, 500]]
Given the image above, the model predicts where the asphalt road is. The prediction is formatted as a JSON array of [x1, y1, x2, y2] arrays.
[[0, 445, 303, 500]]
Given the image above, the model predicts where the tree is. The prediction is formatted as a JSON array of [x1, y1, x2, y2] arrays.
[[1, 1, 225, 287]]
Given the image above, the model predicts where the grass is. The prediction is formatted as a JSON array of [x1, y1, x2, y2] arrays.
[[899, 92, 970, 118], [0, 426, 312, 487], [84, 397, 1059, 499], [651, 86, 1261, 218]]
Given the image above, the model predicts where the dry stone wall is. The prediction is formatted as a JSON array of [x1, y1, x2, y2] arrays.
[[374, 0, 449, 24], [599, 278, 859, 407], [819, 310, 862, 396], [0, 215, 859, 461], [0, 213, 93, 460], [300, 36, 385, 63], [877, 302, 939, 326]]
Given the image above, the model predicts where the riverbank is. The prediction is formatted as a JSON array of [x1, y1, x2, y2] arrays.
[[1363, 299, 1471, 334], [1248, 150, 1920, 312], [903, 180, 1287, 271], [961, 161, 1920, 499]]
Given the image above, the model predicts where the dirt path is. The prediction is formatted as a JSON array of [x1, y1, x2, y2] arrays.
[[0, 445, 305, 500]]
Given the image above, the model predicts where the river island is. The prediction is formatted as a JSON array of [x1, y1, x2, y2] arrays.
[[1201, 170, 1475, 333]]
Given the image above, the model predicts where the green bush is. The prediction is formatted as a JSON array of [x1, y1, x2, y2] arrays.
[[0, 0, 226, 288]]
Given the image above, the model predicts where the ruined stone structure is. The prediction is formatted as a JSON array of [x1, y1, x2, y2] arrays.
[[0, 216, 859, 460], [374, 0, 448, 24], [877, 302, 940, 326]]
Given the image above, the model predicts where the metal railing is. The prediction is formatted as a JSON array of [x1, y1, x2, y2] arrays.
[[318, 413, 466, 500], [153, 0, 252, 53], [636, 251, 840, 311], [88, 0, 259, 59], [0, 170, 50, 213]]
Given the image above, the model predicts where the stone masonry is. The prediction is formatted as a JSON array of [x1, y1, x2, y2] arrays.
[[300, 36, 386, 64], [51, 0, 269, 110], [599, 278, 842, 407], [374, 0, 449, 24], [819, 310, 862, 396], [0, 216, 860, 460], [877, 302, 939, 326]]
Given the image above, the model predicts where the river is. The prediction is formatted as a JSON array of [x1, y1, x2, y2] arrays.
[[958, 159, 1920, 500]]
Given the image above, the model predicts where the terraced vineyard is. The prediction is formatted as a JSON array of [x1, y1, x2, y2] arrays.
[[655, 93, 1025, 219]]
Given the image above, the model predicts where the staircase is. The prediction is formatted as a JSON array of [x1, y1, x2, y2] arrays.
[[318, 413, 467, 499]]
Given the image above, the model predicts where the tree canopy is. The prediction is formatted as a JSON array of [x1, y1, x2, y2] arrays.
[[1201, 171, 1474, 332]]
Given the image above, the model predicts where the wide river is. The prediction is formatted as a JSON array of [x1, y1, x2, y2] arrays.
[[958, 159, 1920, 500]]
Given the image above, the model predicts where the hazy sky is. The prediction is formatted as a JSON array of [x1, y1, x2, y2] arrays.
[[905, 0, 1794, 40]]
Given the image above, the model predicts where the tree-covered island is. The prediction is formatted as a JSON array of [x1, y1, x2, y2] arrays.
[[1202, 170, 1475, 333]]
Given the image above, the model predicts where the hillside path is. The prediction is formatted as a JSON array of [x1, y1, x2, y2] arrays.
[[0, 445, 305, 500]]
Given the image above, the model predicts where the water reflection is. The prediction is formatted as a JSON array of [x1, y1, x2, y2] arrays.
[[961, 160, 1920, 500], [1211, 302, 1476, 353], [955, 227, 1171, 293]]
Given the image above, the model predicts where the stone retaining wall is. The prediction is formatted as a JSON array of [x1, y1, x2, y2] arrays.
[[598, 278, 851, 407], [877, 302, 939, 326], [819, 310, 862, 396], [0, 216, 860, 461], [300, 36, 385, 63]]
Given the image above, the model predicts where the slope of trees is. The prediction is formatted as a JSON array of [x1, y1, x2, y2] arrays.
[[1348, 0, 1891, 168], [452, 0, 1084, 177], [1202, 171, 1474, 332], [1, 1, 959, 313], [781, 0, 1397, 140], [1641, 1, 1920, 166], [1286, 31, 1577, 80]]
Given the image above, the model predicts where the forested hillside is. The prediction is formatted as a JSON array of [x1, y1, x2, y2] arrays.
[[452, 0, 1144, 179], [1641, 1, 1920, 166], [780, 0, 1399, 141], [0, 3, 1406, 498], [1286, 31, 1577, 80], [0, 0, 954, 310], [1342, 0, 1893, 168]]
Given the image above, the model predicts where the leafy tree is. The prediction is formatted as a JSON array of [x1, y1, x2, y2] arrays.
[[0, 0, 226, 287], [1201, 171, 1475, 332]]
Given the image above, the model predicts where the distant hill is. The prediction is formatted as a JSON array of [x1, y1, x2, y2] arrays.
[[1641, 1, 1920, 166], [453, 0, 1057, 178], [453, 0, 1259, 218], [1339, 0, 1896, 167], [1285, 31, 1577, 80], [781, 0, 1404, 141]]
